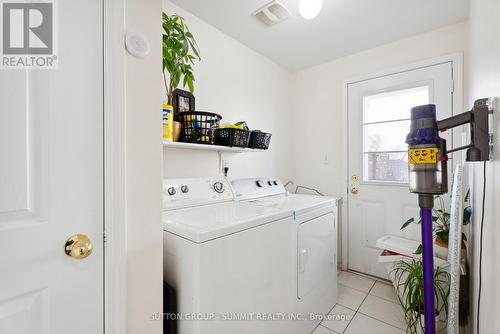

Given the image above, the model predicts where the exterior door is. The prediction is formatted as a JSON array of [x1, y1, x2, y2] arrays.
[[347, 62, 454, 278], [0, 0, 104, 333]]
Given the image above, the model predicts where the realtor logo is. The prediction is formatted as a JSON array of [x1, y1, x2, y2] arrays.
[[1, 0, 57, 68]]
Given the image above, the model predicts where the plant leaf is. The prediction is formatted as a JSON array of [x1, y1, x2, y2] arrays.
[[414, 244, 423, 254], [401, 218, 415, 229]]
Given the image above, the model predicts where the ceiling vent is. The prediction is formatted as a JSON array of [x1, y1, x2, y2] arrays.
[[253, 1, 291, 26]]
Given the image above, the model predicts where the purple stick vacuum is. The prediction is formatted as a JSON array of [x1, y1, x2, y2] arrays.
[[406, 104, 448, 334], [405, 99, 492, 333]]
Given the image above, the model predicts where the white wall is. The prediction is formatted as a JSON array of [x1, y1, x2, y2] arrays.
[[468, 0, 500, 332], [125, 0, 163, 333], [163, 2, 292, 181], [290, 22, 469, 265]]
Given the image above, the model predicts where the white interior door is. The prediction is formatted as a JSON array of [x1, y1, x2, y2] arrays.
[[0, 0, 104, 333], [347, 62, 454, 278]]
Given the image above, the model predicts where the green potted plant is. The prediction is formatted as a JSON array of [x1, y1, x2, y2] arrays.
[[392, 258, 450, 334], [162, 12, 201, 141], [162, 12, 201, 104], [400, 191, 470, 260]]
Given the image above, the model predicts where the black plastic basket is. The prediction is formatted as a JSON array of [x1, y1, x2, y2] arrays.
[[248, 131, 272, 150], [177, 111, 222, 144], [214, 128, 250, 148]]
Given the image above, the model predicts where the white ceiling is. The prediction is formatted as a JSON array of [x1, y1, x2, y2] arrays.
[[170, 0, 469, 71]]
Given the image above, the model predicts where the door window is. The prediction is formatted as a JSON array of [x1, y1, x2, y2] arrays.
[[362, 86, 429, 183]]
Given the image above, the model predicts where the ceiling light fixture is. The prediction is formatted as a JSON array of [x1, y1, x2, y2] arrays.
[[298, 0, 322, 19]]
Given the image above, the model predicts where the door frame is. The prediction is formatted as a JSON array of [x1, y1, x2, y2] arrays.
[[340, 53, 464, 271], [104, 0, 127, 332]]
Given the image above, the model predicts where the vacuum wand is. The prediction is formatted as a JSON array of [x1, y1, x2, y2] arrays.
[[420, 200, 436, 334], [405, 98, 493, 334]]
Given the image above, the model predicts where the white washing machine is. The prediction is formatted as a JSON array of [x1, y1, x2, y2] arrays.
[[162, 177, 296, 334], [231, 177, 339, 334]]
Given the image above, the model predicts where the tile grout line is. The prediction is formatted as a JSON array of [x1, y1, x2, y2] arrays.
[[330, 306, 356, 334], [338, 272, 379, 295], [355, 279, 376, 312], [319, 324, 338, 333], [340, 279, 376, 334], [335, 281, 374, 313], [320, 303, 356, 334], [358, 280, 407, 331], [340, 271, 408, 333], [335, 302, 357, 313], [356, 311, 407, 332], [337, 282, 374, 295], [368, 283, 402, 305], [312, 303, 341, 334]]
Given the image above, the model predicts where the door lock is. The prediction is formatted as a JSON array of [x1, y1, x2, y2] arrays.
[[65, 234, 93, 259]]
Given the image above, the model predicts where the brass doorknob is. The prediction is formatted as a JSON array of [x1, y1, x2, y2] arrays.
[[65, 234, 93, 259], [351, 187, 359, 194]]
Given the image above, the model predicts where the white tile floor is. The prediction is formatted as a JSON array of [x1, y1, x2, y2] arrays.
[[312, 271, 407, 334]]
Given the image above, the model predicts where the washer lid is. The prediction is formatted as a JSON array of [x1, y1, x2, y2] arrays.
[[244, 193, 338, 215], [162, 202, 290, 243]]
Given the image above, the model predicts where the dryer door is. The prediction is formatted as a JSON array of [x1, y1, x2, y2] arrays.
[[297, 212, 336, 299]]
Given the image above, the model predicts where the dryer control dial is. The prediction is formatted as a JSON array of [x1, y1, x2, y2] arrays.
[[213, 182, 225, 193], [181, 185, 189, 193], [167, 187, 176, 196]]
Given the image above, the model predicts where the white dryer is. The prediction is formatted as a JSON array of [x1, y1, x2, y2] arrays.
[[231, 177, 340, 334], [162, 177, 296, 334]]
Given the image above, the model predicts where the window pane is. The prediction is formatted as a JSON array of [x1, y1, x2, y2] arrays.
[[363, 152, 408, 182], [363, 86, 429, 124], [364, 120, 410, 152]]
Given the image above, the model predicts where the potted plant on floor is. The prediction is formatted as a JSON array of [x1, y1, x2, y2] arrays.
[[400, 191, 470, 260], [392, 258, 450, 334], [162, 12, 201, 141]]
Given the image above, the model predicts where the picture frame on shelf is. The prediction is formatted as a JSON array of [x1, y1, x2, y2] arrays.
[[173, 88, 195, 115]]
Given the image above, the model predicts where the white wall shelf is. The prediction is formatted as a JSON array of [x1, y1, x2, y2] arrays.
[[162, 140, 265, 153]]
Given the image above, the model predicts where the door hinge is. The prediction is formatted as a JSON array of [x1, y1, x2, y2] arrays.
[[451, 79, 455, 93]]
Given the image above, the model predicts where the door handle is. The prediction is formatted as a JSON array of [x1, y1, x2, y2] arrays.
[[65, 234, 93, 259], [351, 187, 359, 194], [299, 248, 308, 273]]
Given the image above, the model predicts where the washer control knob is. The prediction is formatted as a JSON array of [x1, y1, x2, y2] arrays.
[[268, 181, 273, 186], [181, 185, 189, 193], [213, 182, 225, 193], [273, 180, 279, 186], [256, 180, 265, 188], [167, 187, 176, 196]]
